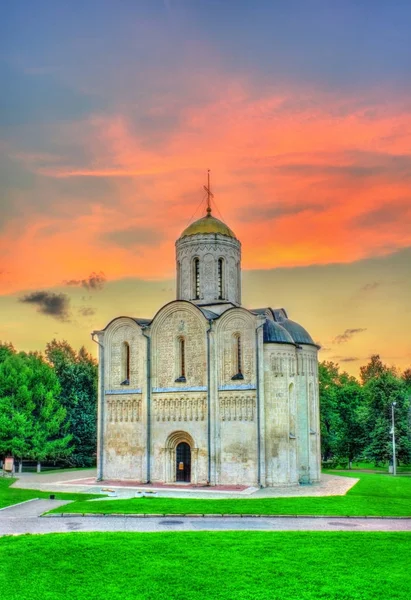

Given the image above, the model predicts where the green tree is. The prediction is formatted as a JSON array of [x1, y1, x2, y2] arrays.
[[363, 371, 411, 465], [334, 372, 365, 465], [319, 361, 366, 465], [318, 361, 340, 460], [0, 345, 72, 464], [360, 354, 397, 385], [45, 340, 98, 467]]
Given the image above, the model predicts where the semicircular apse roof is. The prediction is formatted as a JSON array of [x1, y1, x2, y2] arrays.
[[279, 319, 316, 346], [263, 319, 295, 345]]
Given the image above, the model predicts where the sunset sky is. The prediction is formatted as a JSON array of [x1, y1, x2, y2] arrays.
[[1, 0, 410, 376]]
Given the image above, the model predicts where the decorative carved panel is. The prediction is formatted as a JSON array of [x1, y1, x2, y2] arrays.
[[219, 394, 255, 421], [106, 397, 142, 423], [153, 395, 207, 421]]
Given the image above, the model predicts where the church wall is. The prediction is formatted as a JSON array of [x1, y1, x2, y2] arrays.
[[150, 392, 208, 484], [217, 390, 258, 485], [150, 303, 207, 390], [307, 348, 321, 482], [214, 309, 259, 485], [149, 303, 209, 483], [176, 233, 241, 305], [102, 319, 147, 480], [263, 345, 296, 485]]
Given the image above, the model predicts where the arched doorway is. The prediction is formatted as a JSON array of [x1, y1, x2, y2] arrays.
[[164, 431, 198, 484], [176, 442, 191, 482]]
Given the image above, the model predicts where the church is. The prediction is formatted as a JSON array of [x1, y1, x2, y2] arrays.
[[92, 186, 321, 487]]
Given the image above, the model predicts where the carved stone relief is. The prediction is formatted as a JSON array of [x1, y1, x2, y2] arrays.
[[219, 394, 255, 421], [153, 395, 206, 421], [153, 309, 206, 389], [106, 397, 142, 423]]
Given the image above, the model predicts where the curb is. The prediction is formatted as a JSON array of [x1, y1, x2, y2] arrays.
[[41, 512, 411, 520]]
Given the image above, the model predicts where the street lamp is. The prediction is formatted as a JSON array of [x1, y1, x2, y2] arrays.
[[391, 402, 397, 476]]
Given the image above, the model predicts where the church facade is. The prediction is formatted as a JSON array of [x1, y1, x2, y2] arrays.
[[93, 204, 321, 487]]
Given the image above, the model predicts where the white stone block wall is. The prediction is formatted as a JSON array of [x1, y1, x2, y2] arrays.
[[97, 306, 321, 487], [101, 318, 148, 480], [176, 233, 241, 305]]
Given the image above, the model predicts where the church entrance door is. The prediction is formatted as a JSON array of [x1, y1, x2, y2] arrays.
[[176, 442, 191, 482]]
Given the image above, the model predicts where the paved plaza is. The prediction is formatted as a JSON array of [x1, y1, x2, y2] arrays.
[[10, 469, 358, 499]]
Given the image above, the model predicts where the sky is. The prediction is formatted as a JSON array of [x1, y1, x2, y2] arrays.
[[1, 0, 410, 377]]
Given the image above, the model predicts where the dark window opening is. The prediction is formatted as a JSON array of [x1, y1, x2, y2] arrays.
[[218, 258, 224, 300], [121, 342, 130, 385], [194, 258, 200, 299], [175, 337, 186, 382], [231, 334, 244, 380]]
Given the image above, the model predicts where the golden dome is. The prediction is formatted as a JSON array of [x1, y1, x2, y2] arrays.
[[180, 213, 237, 239]]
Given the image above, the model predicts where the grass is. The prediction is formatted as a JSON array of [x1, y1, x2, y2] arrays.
[[0, 478, 101, 509], [0, 532, 409, 600], [27, 466, 95, 475], [331, 461, 411, 473], [50, 471, 411, 517]]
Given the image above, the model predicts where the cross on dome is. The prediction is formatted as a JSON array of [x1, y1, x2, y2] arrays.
[[203, 169, 214, 216]]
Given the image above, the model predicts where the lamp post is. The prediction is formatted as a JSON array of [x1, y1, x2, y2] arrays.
[[391, 402, 397, 476]]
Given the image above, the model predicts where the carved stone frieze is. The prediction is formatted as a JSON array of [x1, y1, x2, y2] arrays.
[[153, 395, 207, 421], [219, 394, 256, 421], [106, 397, 142, 423]]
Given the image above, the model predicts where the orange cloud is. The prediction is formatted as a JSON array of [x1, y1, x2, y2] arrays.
[[1, 79, 411, 294]]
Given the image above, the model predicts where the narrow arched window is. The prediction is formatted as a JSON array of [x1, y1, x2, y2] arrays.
[[289, 382, 296, 438], [121, 342, 130, 385], [175, 336, 186, 382], [231, 333, 244, 380], [218, 258, 224, 299], [176, 261, 181, 297], [193, 258, 200, 299]]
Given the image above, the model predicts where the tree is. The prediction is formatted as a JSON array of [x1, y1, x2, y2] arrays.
[[360, 354, 397, 385], [319, 361, 365, 465], [45, 340, 98, 467], [334, 372, 365, 465], [0, 346, 72, 464], [318, 361, 340, 460], [402, 368, 411, 388], [363, 372, 411, 465]]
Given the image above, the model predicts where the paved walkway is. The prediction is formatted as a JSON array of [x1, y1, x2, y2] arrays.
[[0, 500, 410, 536], [10, 470, 358, 499]]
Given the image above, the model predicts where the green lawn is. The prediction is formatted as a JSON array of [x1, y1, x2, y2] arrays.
[[331, 461, 411, 473], [50, 471, 411, 517], [0, 532, 409, 600], [0, 478, 101, 509]]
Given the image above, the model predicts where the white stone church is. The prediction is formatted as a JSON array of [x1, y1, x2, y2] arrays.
[[93, 195, 321, 487]]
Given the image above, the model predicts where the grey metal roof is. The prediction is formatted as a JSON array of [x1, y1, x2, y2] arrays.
[[263, 320, 295, 345], [132, 318, 152, 326], [198, 307, 220, 320], [279, 319, 316, 346]]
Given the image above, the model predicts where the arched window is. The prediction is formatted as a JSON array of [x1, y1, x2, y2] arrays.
[[218, 258, 224, 300], [175, 336, 186, 382], [309, 383, 316, 434], [176, 261, 181, 297], [121, 342, 130, 385], [193, 258, 200, 299], [231, 333, 244, 380], [289, 382, 296, 438]]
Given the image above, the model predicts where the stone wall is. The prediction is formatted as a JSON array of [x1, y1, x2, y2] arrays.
[[98, 307, 321, 487], [176, 233, 241, 305], [102, 318, 147, 480]]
